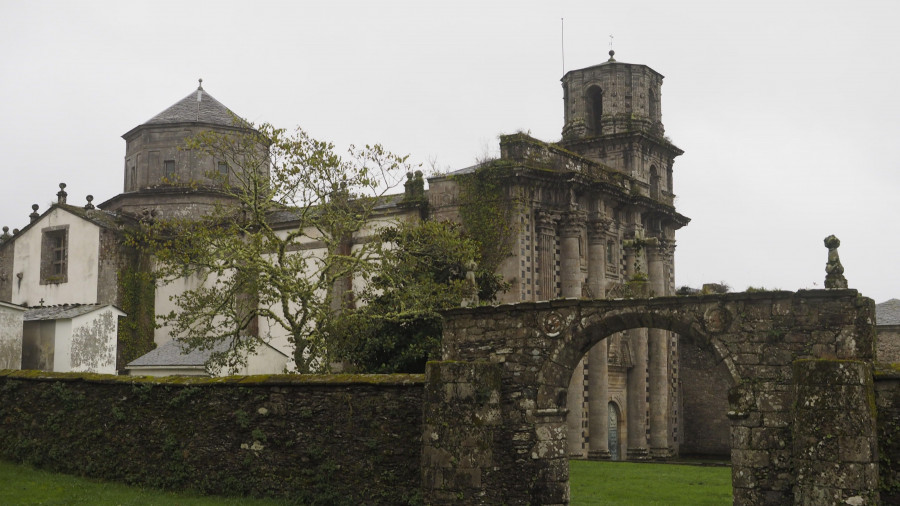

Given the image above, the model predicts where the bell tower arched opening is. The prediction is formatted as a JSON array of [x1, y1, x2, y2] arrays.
[[586, 86, 603, 136]]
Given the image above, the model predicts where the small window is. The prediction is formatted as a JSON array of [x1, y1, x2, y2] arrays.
[[606, 240, 619, 274], [164, 160, 176, 179], [40, 226, 69, 284], [218, 161, 228, 176]]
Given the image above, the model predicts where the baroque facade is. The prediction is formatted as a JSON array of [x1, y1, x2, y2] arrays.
[[0, 52, 707, 459], [430, 50, 689, 459]]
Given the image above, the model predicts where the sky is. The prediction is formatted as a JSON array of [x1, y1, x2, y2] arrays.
[[1, 0, 899, 303]]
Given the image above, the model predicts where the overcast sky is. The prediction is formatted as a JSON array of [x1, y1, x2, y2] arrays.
[[2, 0, 898, 302]]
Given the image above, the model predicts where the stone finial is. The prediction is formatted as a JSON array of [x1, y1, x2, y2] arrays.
[[198, 78, 203, 90], [0, 226, 9, 243], [401, 170, 426, 210], [84, 195, 95, 210], [29, 204, 39, 222], [608, 50, 616, 62], [824, 235, 848, 289], [57, 182, 67, 204]]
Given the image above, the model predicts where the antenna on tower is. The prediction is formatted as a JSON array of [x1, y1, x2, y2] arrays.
[[561, 18, 565, 75]]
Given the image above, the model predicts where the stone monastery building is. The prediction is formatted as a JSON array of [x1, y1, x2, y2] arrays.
[[0, 51, 733, 460]]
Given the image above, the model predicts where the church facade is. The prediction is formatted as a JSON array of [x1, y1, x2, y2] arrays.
[[0, 52, 724, 460]]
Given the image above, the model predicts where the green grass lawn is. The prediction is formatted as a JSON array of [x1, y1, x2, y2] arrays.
[[570, 460, 733, 505], [0, 458, 731, 505], [0, 459, 288, 506]]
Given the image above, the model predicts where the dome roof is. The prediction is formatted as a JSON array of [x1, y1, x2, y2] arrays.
[[145, 83, 238, 126], [123, 81, 248, 139]]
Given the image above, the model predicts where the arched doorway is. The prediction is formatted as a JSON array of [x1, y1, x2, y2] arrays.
[[425, 292, 879, 505], [608, 401, 621, 461]]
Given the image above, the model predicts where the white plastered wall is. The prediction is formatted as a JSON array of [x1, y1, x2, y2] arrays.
[[66, 307, 122, 374], [0, 304, 25, 369], [12, 208, 100, 307]]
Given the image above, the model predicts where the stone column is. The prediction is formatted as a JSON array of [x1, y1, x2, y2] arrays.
[[535, 210, 558, 301], [586, 217, 610, 299], [587, 340, 610, 459], [626, 327, 649, 460], [647, 241, 670, 458], [586, 216, 611, 460], [559, 210, 586, 299], [567, 358, 585, 457]]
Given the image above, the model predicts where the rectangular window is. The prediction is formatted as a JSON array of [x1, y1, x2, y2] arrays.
[[164, 160, 176, 179], [40, 226, 69, 284], [606, 240, 618, 274], [218, 161, 228, 175]]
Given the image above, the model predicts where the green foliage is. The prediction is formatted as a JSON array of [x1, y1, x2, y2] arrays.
[[331, 220, 505, 373], [454, 160, 520, 275], [141, 122, 412, 373], [116, 250, 157, 366]]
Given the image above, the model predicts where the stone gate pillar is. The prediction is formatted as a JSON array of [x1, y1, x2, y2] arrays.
[[792, 360, 879, 505], [559, 210, 586, 299], [422, 361, 503, 504], [536, 210, 558, 301]]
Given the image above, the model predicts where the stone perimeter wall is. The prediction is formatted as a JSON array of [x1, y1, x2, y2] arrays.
[[0, 370, 424, 505]]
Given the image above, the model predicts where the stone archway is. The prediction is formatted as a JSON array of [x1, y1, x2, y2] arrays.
[[422, 290, 879, 505]]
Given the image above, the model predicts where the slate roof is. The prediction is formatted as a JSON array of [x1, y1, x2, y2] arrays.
[[876, 299, 900, 326], [24, 304, 122, 321], [127, 338, 288, 368], [266, 192, 410, 226], [2, 203, 133, 249], [143, 85, 243, 128]]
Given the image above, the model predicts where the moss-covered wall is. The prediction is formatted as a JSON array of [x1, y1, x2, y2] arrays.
[[0, 370, 424, 505]]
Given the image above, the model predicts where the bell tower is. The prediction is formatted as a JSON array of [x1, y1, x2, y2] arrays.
[[559, 51, 682, 204]]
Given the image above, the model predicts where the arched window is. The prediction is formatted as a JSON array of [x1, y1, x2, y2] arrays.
[[650, 165, 660, 199], [586, 86, 603, 135]]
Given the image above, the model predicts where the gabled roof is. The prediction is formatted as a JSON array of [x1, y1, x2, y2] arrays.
[[25, 304, 124, 321], [127, 338, 288, 368], [877, 299, 900, 326], [2, 203, 133, 246], [144, 85, 242, 128]]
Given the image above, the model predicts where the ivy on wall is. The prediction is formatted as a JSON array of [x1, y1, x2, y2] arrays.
[[454, 159, 521, 279], [117, 227, 158, 368], [0, 372, 425, 505]]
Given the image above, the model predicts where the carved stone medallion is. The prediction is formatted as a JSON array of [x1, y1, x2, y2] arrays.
[[703, 306, 730, 333], [542, 311, 565, 337]]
